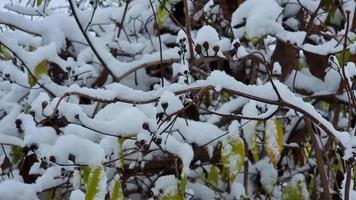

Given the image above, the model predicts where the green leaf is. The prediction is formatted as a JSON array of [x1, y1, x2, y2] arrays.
[[154, 175, 183, 200], [178, 174, 187, 199], [336, 50, 350, 67], [85, 166, 104, 200], [220, 91, 230, 103], [111, 179, 124, 200], [11, 146, 23, 165], [82, 166, 91, 184], [156, 0, 178, 28], [282, 184, 305, 200], [251, 133, 259, 162], [28, 60, 48, 87], [208, 165, 220, 186], [160, 193, 181, 200], [282, 178, 308, 200], [117, 138, 125, 168], [221, 136, 245, 184]]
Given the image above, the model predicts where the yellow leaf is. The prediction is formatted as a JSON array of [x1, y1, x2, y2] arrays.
[[85, 166, 106, 200], [208, 165, 221, 186], [0, 45, 12, 60], [264, 119, 284, 166], [111, 176, 124, 200], [28, 60, 48, 87], [36, 0, 43, 7], [221, 136, 245, 184], [156, 0, 177, 28]]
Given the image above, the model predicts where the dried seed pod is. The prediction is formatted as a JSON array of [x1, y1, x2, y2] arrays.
[[41, 101, 48, 110], [203, 41, 209, 51], [142, 122, 150, 130], [213, 46, 220, 55], [233, 42, 241, 49], [161, 102, 168, 111], [195, 44, 202, 54]]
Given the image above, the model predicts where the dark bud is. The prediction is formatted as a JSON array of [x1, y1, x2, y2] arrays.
[[329, 56, 334, 62], [166, 115, 171, 121], [66, 66, 71, 71], [68, 154, 76, 163], [49, 156, 56, 163], [161, 102, 168, 111], [286, 40, 290, 44], [142, 144, 150, 152], [40, 161, 48, 169], [74, 114, 80, 120], [184, 79, 189, 84], [29, 144, 38, 151], [29, 110, 36, 117], [178, 50, 182, 56], [142, 122, 150, 130], [61, 167, 66, 174], [182, 38, 186, 42], [135, 140, 141, 147], [213, 46, 220, 54], [203, 41, 209, 51], [156, 137, 162, 145], [15, 119, 22, 127], [183, 70, 189, 75], [41, 101, 48, 110], [233, 42, 241, 49], [156, 112, 164, 120], [4, 74, 10, 79], [140, 140, 146, 146], [195, 44, 202, 54], [230, 49, 237, 56]]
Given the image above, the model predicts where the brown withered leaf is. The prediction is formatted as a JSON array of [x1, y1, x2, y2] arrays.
[[304, 51, 328, 80], [179, 102, 199, 121], [19, 153, 39, 183], [219, 0, 243, 21], [48, 62, 68, 85], [350, 53, 356, 63], [1, 156, 12, 172], [271, 40, 299, 80]]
